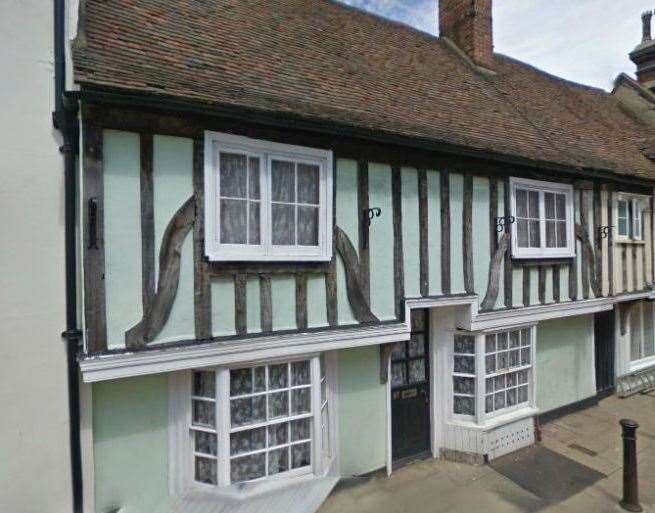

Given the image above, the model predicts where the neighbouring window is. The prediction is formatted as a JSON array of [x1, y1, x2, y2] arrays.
[[617, 196, 645, 241], [630, 301, 655, 363], [509, 177, 574, 259], [452, 327, 535, 422], [484, 329, 531, 415], [187, 356, 334, 490], [453, 335, 476, 416], [204, 131, 333, 261]]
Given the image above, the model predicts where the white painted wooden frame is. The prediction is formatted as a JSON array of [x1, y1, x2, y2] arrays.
[[169, 353, 338, 500], [204, 131, 333, 262], [615, 192, 649, 243], [509, 177, 575, 259]]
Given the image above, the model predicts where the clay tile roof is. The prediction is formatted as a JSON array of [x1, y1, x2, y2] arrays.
[[73, 0, 655, 180]]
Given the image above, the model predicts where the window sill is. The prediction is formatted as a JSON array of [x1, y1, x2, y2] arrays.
[[189, 471, 318, 502], [447, 406, 539, 432], [615, 240, 646, 246], [628, 355, 655, 374]]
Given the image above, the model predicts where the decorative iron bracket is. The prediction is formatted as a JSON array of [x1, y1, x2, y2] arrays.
[[495, 215, 515, 233], [598, 225, 612, 239], [362, 207, 382, 249]]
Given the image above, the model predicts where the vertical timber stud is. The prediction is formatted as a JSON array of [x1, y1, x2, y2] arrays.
[[553, 265, 561, 302], [296, 273, 308, 330], [260, 274, 273, 332], [357, 160, 370, 304], [441, 170, 451, 295], [594, 182, 603, 297], [608, 184, 615, 296], [392, 165, 405, 319], [580, 189, 590, 299], [418, 169, 429, 297], [325, 158, 338, 326], [82, 122, 107, 354], [623, 245, 628, 293], [140, 133, 155, 313], [522, 266, 530, 307], [489, 179, 498, 256], [192, 138, 212, 339], [234, 273, 247, 336], [569, 187, 578, 301], [633, 246, 638, 292], [538, 266, 546, 304], [504, 177, 513, 307], [463, 174, 474, 295]]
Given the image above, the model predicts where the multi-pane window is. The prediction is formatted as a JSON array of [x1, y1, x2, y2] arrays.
[[205, 131, 332, 261], [191, 371, 218, 484], [453, 335, 476, 416], [218, 153, 261, 245], [188, 356, 333, 490], [391, 309, 429, 387], [617, 197, 644, 241], [452, 327, 534, 421], [319, 355, 330, 460], [271, 160, 321, 247], [484, 329, 531, 415], [229, 362, 312, 483], [630, 301, 655, 363], [510, 178, 574, 259]]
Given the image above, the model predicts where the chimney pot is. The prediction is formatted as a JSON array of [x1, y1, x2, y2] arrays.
[[439, 0, 494, 68], [642, 10, 653, 43]]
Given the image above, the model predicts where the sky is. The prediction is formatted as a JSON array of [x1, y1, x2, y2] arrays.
[[338, 0, 652, 91]]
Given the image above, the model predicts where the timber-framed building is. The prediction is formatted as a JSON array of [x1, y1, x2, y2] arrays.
[[66, 1, 655, 512]]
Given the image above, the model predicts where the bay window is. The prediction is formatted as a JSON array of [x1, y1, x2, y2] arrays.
[[452, 326, 535, 423], [204, 131, 333, 261], [509, 177, 574, 259], [181, 355, 335, 493]]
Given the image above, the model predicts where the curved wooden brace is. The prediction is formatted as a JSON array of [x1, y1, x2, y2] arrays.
[[335, 226, 379, 323], [480, 234, 509, 311], [126, 196, 195, 348], [575, 223, 601, 297]]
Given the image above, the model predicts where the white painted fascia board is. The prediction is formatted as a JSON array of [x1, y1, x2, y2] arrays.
[[80, 323, 409, 383], [469, 297, 615, 331]]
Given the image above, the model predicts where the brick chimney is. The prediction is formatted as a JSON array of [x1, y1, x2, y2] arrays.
[[439, 0, 494, 68], [630, 11, 655, 91]]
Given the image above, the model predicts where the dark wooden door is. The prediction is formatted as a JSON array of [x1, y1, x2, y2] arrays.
[[391, 310, 430, 464], [595, 310, 615, 397]]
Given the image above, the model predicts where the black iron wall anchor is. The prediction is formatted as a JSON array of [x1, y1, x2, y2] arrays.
[[598, 225, 612, 239], [619, 418, 642, 512], [87, 198, 99, 250], [495, 216, 515, 233], [362, 207, 382, 249]]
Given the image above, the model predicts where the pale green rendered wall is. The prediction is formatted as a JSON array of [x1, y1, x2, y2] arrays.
[[337, 346, 387, 476], [104, 130, 142, 349], [93, 375, 170, 513], [536, 315, 596, 413]]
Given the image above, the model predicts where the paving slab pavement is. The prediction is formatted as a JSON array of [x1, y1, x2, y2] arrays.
[[319, 393, 655, 513]]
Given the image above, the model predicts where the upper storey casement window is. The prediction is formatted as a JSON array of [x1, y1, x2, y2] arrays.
[[509, 178, 575, 259], [616, 195, 645, 242], [204, 132, 333, 261]]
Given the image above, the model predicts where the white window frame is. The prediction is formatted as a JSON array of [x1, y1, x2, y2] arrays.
[[627, 301, 655, 372], [616, 194, 647, 242], [204, 131, 333, 262], [509, 177, 575, 259], [170, 354, 337, 499], [449, 325, 536, 426]]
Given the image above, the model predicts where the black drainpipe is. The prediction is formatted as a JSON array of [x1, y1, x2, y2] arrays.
[[53, 1, 83, 512]]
